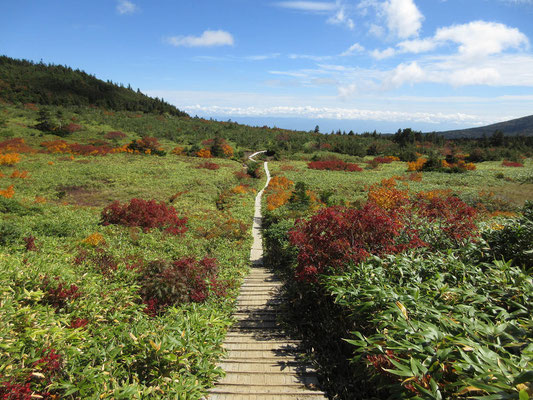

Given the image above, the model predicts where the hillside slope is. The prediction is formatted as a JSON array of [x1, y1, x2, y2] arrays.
[[0, 55, 188, 116], [436, 114, 533, 138]]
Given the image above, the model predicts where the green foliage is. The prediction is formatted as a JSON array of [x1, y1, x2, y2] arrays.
[[0, 55, 187, 116], [0, 197, 41, 216], [327, 252, 532, 399], [484, 201, 533, 270], [0, 220, 23, 245]]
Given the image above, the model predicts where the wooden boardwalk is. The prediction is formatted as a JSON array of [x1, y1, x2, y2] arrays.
[[208, 158, 326, 400]]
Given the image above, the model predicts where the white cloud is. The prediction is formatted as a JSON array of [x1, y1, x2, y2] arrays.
[[245, 54, 281, 61], [368, 23, 385, 38], [275, 1, 337, 11], [434, 21, 529, 57], [327, 6, 355, 29], [340, 43, 365, 56], [276, 1, 354, 29], [116, 0, 138, 15], [448, 68, 501, 86], [371, 47, 396, 59], [382, 0, 424, 39], [289, 54, 333, 61], [166, 30, 234, 47], [397, 38, 437, 53], [388, 61, 425, 86]]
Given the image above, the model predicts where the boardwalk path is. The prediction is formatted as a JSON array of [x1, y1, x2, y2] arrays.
[[208, 152, 326, 400]]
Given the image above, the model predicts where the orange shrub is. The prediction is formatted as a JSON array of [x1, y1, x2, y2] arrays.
[[0, 185, 14, 198], [171, 146, 185, 155], [221, 143, 234, 157], [416, 189, 452, 201], [196, 148, 212, 158], [407, 158, 427, 172], [82, 233, 105, 246], [266, 176, 295, 211], [0, 138, 34, 153], [10, 170, 29, 179], [231, 185, 254, 194], [268, 176, 293, 191], [0, 153, 21, 166], [34, 196, 47, 204], [367, 178, 409, 210]]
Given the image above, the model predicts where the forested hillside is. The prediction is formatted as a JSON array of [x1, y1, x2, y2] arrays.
[[0, 56, 187, 116], [437, 114, 533, 138]]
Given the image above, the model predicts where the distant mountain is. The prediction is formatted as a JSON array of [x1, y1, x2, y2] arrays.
[[436, 115, 533, 139], [0, 55, 188, 117]]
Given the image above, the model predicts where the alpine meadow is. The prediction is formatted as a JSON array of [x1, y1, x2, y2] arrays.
[[1, 1, 533, 399]]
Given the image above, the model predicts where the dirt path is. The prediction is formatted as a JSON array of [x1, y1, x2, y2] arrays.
[[208, 155, 326, 399]]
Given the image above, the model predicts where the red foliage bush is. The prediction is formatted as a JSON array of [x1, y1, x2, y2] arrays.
[[104, 131, 127, 140], [234, 170, 251, 180], [139, 257, 226, 315], [89, 249, 119, 276], [0, 347, 61, 399], [0, 379, 36, 400], [101, 198, 187, 235], [197, 161, 220, 170], [414, 195, 478, 243], [308, 159, 362, 172], [40, 277, 82, 310], [289, 204, 418, 282], [63, 123, 83, 134], [501, 160, 524, 167], [290, 193, 479, 282], [23, 236, 37, 252], [0, 138, 34, 153], [69, 318, 89, 329]]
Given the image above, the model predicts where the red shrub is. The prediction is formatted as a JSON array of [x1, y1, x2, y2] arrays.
[[308, 159, 362, 172], [289, 204, 417, 282], [64, 123, 83, 133], [33, 348, 62, 378], [23, 236, 37, 252], [197, 161, 220, 170], [69, 318, 89, 329], [101, 198, 187, 235], [502, 160, 524, 167], [40, 277, 82, 310], [89, 249, 119, 276], [414, 195, 477, 243], [104, 131, 127, 140], [234, 170, 251, 180], [0, 379, 35, 400], [139, 257, 226, 315]]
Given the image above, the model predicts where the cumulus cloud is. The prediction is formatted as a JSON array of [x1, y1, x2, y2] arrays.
[[340, 43, 365, 56], [371, 47, 396, 59], [166, 30, 234, 47], [116, 0, 138, 15], [382, 0, 424, 39], [434, 21, 529, 57], [397, 38, 437, 54], [388, 61, 425, 87]]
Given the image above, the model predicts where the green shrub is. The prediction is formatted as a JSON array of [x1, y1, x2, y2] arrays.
[[484, 201, 533, 270], [0, 197, 41, 216], [0, 221, 23, 245]]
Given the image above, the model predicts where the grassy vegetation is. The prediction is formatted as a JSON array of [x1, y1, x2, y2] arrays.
[[0, 131, 261, 398], [262, 156, 532, 400], [268, 157, 533, 208], [1, 77, 532, 399]]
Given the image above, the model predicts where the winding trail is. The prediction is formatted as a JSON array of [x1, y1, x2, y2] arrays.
[[208, 152, 326, 400]]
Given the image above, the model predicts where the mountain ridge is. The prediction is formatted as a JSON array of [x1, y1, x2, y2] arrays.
[[433, 114, 533, 139]]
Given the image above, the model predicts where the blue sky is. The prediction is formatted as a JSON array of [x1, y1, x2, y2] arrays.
[[2, 0, 533, 132]]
